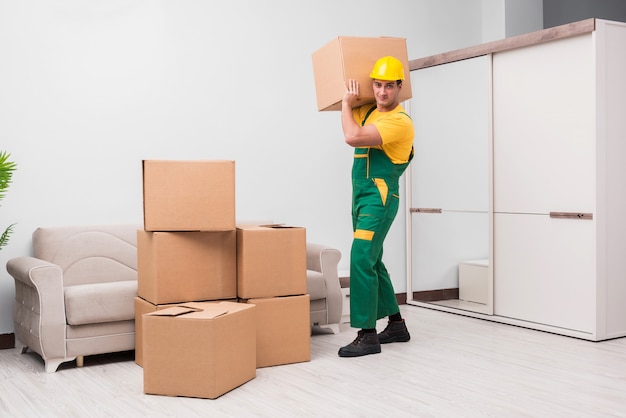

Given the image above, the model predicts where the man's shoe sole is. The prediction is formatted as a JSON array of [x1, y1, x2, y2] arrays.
[[378, 335, 411, 344], [338, 346, 382, 357]]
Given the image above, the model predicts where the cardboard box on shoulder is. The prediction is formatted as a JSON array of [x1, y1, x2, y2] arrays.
[[137, 230, 237, 304], [236, 224, 306, 299], [241, 294, 310, 368], [142, 160, 235, 231], [312, 36, 412, 111], [142, 301, 256, 399]]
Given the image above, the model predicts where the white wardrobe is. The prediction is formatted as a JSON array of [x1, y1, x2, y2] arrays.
[[406, 18, 626, 341]]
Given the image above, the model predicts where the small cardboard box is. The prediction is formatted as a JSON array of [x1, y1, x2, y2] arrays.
[[312, 36, 413, 111], [143, 301, 256, 399], [134, 296, 179, 367], [236, 224, 306, 299], [242, 294, 310, 368], [459, 259, 489, 304], [137, 230, 237, 304], [143, 160, 235, 231]]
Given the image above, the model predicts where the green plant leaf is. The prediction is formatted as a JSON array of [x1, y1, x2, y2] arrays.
[[0, 223, 16, 251], [0, 151, 17, 200], [0, 151, 17, 250], [0, 150, 17, 201]]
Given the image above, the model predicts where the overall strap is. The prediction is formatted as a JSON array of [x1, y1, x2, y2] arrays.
[[361, 105, 377, 126]]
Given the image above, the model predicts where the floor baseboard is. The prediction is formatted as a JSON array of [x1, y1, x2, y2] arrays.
[[396, 292, 407, 305], [0, 333, 15, 350]]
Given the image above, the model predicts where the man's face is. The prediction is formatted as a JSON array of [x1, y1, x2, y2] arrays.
[[372, 79, 401, 108]]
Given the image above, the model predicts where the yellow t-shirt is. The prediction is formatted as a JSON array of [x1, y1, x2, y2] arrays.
[[353, 104, 414, 164]]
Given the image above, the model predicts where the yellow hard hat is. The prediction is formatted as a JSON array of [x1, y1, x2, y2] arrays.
[[369, 56, 405, 81]]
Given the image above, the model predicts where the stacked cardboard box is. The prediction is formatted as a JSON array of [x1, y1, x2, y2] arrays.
[[142, 159, 235, 232], [242, 294, 310, 368], [136, 160, 238, 365], [236, 224, 310, 368], [138, 160, 256, 399], [143, 301, 256, 400], [137, 160, 311, 399], [137, 230, 237, 304]]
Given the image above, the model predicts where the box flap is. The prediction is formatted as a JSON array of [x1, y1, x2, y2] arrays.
[[238, 223, 304, 231], [147, 306, 200, 317], [259, 223, 300, 229], [146, 305, 229, 319], [187, 307, 230, 319]]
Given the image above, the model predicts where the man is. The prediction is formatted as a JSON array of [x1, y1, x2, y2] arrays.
[[338, 56, 414, 358]]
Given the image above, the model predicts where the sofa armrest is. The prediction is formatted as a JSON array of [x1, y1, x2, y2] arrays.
[[7, 257, 68, 361], [306, 243, 324, 273], [306, 243, 342, 324], [8, 256, 59, 286]]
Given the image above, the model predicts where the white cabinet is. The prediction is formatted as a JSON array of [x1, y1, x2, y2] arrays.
[[492, 32, 598, 334], [407, 19, 626, 341]]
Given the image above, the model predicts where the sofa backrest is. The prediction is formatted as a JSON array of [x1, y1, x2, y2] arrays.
[[32, 225, 140, 287]]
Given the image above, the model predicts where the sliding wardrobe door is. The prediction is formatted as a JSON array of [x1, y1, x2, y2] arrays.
[[408, 55, 491, 314]]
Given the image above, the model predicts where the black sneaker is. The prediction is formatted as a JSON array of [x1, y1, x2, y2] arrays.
[[338, 330, 381, 357], [377, 320, 411, 344]]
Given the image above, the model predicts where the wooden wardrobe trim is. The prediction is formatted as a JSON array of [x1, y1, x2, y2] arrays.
[[409, 18, 596, 71]]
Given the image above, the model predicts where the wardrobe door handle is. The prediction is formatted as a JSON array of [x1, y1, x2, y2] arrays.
[[410, 208, 442, 214], [549, 212, 593, 220]]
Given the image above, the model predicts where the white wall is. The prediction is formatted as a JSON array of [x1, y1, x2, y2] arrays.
[[482, 0, 506, 41], [0, 0, 490, 334], [505, 0, 543, 37], [482, 0, 543, 42]]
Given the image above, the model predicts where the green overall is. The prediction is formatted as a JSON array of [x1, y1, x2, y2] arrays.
[[350, 107, 413, 329]]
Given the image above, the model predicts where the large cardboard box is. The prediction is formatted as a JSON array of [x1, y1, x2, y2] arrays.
[[134, 296, 179, 367], [143, 160, 235, 231], [143, 301, 256, 399], [242, 295, 310, 368], [137, 230, 237, 304], [312, 36, 412, 111], [135, 296, 238, 367], [236, 224, 306, 299]]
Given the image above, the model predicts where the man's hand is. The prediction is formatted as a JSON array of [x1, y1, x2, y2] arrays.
[[342, 79, 359, 108], [341, 78, 383, 147]]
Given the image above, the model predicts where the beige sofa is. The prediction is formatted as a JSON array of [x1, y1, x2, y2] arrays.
[[306, 243, 342, 333], [7, 225, 139, 373], [6, 224, 343, 372]]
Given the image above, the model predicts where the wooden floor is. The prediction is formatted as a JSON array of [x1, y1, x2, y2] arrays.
[[1, 305, 626, 417]]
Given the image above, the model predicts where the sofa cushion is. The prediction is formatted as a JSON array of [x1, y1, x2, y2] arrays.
[[306, 270, 326, 301], [64, 281, 137, 325]]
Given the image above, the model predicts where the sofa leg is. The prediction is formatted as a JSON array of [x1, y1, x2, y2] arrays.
[[76, 356, 84, 367], [45, 359, 67, 373]]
